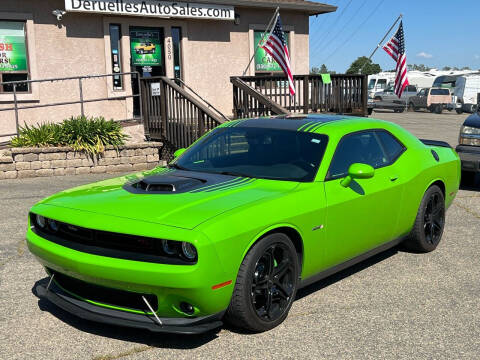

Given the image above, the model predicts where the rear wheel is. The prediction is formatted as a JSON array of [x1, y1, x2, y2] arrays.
[[408, 102, 416, 112], [456, 109, 463, 114], [404, 185, 445, 252], [225, 233, 299, 332], [434, 104, 443, 114]]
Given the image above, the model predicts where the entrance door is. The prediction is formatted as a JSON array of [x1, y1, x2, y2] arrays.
[[129, 27, 165, 116]]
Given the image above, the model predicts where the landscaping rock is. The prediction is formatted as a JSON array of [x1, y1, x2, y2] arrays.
[[16, 162, 31, 170], [31, 161, 42, 170], [75, 167, 91, 175], [41, 161, 51, 169], [51, 160, 67, 169], [23, 153, 39, 162], [133, 163, 148, 171], [35, 169, 54, 177], [17, 170, 35, 179], [54, 168, 66, 176], [0, 163, 15, 172], [4, 171, 17, 179], [91, 166, 107, 174]]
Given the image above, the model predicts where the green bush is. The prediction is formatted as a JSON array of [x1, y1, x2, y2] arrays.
[[11, 116, 129, 156]]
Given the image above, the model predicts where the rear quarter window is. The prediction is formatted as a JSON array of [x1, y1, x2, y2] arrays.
[[430, 88, 449, 95], [376, 130, 406, 163]]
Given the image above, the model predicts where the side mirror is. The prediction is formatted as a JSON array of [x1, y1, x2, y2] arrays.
[[173, 148, 186, 158], [340, 163, 375, 188]]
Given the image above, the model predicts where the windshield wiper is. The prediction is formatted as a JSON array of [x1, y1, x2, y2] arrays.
[[218, 171, 251, 178], [168, 163, 189, 171]]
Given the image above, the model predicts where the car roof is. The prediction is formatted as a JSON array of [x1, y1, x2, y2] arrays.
[[226, 114, 389, 133]]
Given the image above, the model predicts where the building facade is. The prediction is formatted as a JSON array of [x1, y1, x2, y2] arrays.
[[0, 0, 335, 142]]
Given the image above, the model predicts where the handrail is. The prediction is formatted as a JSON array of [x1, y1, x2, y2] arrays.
[[173, 78, 229, 122], [159, 76, 225, 124], [231, 77, 289, 116]]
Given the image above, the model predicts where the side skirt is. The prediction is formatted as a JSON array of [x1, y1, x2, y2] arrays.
[[299, 236, 405, 289]]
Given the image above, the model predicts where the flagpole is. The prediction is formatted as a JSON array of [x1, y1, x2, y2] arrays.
[[242, 7, 280, 76], [359, 14, 403, 74]]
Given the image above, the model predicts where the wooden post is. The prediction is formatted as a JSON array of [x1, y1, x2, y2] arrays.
[[361, 74, 368, 116], [160, 80, 168, 137], [198, 110, 205, 136], [303, 75, 309, 114]]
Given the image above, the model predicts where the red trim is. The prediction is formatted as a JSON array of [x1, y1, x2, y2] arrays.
[[212, 280, 232, 290]]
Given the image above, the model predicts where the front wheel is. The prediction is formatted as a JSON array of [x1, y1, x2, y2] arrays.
[[225, 233, 299, 332], [408, 102, 416, 112], [404, 185, 445, 253]]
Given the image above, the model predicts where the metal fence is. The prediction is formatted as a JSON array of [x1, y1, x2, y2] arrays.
[[0, 72, 141, 144]]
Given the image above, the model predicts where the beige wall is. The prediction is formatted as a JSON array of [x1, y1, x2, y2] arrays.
[[0, 0, 311, 142]]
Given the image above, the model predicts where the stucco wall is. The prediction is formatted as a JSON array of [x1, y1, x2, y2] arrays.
[[0, 0, 311, 141]]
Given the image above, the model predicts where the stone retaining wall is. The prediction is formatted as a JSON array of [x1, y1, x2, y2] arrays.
[[0, 142, 165, 180]]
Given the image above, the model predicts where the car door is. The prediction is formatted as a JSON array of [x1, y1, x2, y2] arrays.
[[322, 130, 406, 269]]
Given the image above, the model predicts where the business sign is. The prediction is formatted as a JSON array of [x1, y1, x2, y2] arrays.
[[65, 0, 235, 20], [0, 21, 28, 72], [254, 30, 290, 73], [130, 28, 162, 67], [151, 82, 161, 96]]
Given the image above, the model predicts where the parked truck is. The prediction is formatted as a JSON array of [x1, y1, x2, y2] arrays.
[[453, 74, 480, 114], [408, 87, 453, 114]]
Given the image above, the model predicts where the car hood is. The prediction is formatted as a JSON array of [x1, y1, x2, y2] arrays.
[[37, 168, 299, 230]]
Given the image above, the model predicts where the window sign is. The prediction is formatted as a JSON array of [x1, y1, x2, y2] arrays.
[[130, 28, 162, 67], [254, 30, 289, 73], [0, 21, 28, 72]]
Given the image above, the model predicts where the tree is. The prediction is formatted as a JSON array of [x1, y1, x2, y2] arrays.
[[310, 64, 335, 74], [461, 66, 471, 70], [346, 56, 381, 75], [442, 66, 451, 71]]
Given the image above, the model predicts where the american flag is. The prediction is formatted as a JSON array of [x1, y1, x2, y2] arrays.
[[261, 15, 296, 96], [382, 21, 409, 98]]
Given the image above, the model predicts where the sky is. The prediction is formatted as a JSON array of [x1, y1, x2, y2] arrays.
[[309, 0, 480, 73]]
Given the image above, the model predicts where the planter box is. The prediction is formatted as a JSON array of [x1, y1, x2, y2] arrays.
[[0, 142, 165, 180]]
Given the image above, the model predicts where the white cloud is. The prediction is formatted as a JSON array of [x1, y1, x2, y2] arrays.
[[417, 52, 433, 59]]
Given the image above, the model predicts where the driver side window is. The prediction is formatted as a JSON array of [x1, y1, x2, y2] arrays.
[[327, 131, 388, 180]]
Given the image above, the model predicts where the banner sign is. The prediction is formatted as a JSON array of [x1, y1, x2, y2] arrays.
[[65, 0, 235, 20], [254, 30, 290, 73], [0, 21, 28, 72], [130, 28, 162, 67]]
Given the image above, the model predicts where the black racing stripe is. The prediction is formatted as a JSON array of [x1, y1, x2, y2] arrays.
[[205, 178, 254, 192]]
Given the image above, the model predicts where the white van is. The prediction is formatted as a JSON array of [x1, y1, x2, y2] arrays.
[[453, 74, 480, 114]]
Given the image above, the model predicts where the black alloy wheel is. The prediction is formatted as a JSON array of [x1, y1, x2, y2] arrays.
[[404, 185, 445, 253], [250, 243, 296, 322], [226, 233, 299, 332], [423, 191, 445, 246]]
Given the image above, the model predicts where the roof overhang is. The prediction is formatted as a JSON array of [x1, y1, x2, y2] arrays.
[[199, 1, 337, 16]]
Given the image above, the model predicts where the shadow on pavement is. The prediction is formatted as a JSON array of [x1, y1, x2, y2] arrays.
[[31, 278, 219, 349], [296, 247, 399, 300]]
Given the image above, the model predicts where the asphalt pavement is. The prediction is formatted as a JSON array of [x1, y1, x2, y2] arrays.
[[0, 110, 479, 359]]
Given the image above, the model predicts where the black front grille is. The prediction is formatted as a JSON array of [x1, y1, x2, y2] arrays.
[[49, 269, 158, 312], [30, 214, 196, 265]]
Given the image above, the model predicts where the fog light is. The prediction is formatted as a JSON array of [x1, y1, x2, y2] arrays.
[[48, 219, 59, 232], [36, 215, 46, 228], [180, 301, 195, 315], [181, 242, 197, 260], [162, 239, 177, 255]]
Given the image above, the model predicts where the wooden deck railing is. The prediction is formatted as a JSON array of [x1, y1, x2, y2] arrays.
[[231, 74, 368, 117], [141, 76, 225, 149]]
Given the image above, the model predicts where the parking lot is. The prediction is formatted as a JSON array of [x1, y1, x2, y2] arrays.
[[0, 111, 479, 360]]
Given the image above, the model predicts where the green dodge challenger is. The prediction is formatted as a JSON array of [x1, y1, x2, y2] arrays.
[[27, 115, 460, 334]]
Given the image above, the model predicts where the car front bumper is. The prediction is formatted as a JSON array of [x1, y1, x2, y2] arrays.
[[456, 145, 480, 173], [35, 280, 224, 334]]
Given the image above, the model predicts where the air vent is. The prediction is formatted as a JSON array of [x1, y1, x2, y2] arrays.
[[125, 174, 206, 194], [133, 181, 175, 192]]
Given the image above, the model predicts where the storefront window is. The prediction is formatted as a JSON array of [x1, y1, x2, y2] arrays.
[[109, 24, 123, 90], [0, 21, 29, 93], [254, 30, 290, 75], [172, 27, 182, 80]]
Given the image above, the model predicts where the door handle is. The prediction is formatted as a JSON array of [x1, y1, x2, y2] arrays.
[[390, 175, 399, 182]]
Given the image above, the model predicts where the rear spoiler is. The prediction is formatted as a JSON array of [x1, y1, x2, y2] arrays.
[[420, 139, 451, 148]]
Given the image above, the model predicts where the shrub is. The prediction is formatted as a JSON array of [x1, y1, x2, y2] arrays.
[[11, 116, 129, 156]]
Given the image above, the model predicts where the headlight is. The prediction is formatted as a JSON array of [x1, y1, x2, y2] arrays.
[[461, 126, 480, 135], [48, 219, 59, 232], [181, 242, 197, 260], [36, 215, 46, 228], [162, 239, 178, 255]]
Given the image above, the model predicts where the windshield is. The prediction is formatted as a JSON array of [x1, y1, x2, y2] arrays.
[[368, 79, 376, 89], [175, 127, 329, 182]]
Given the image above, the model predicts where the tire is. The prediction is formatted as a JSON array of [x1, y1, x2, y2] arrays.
[[374, 96, 382, 101], [367, 108, 373, 115], [408, 102, 416, 112], [404, 185, 445, 253], [434, 104, 443, 114], [225, 233, 299, 332], [456, 109, 463, 115]]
